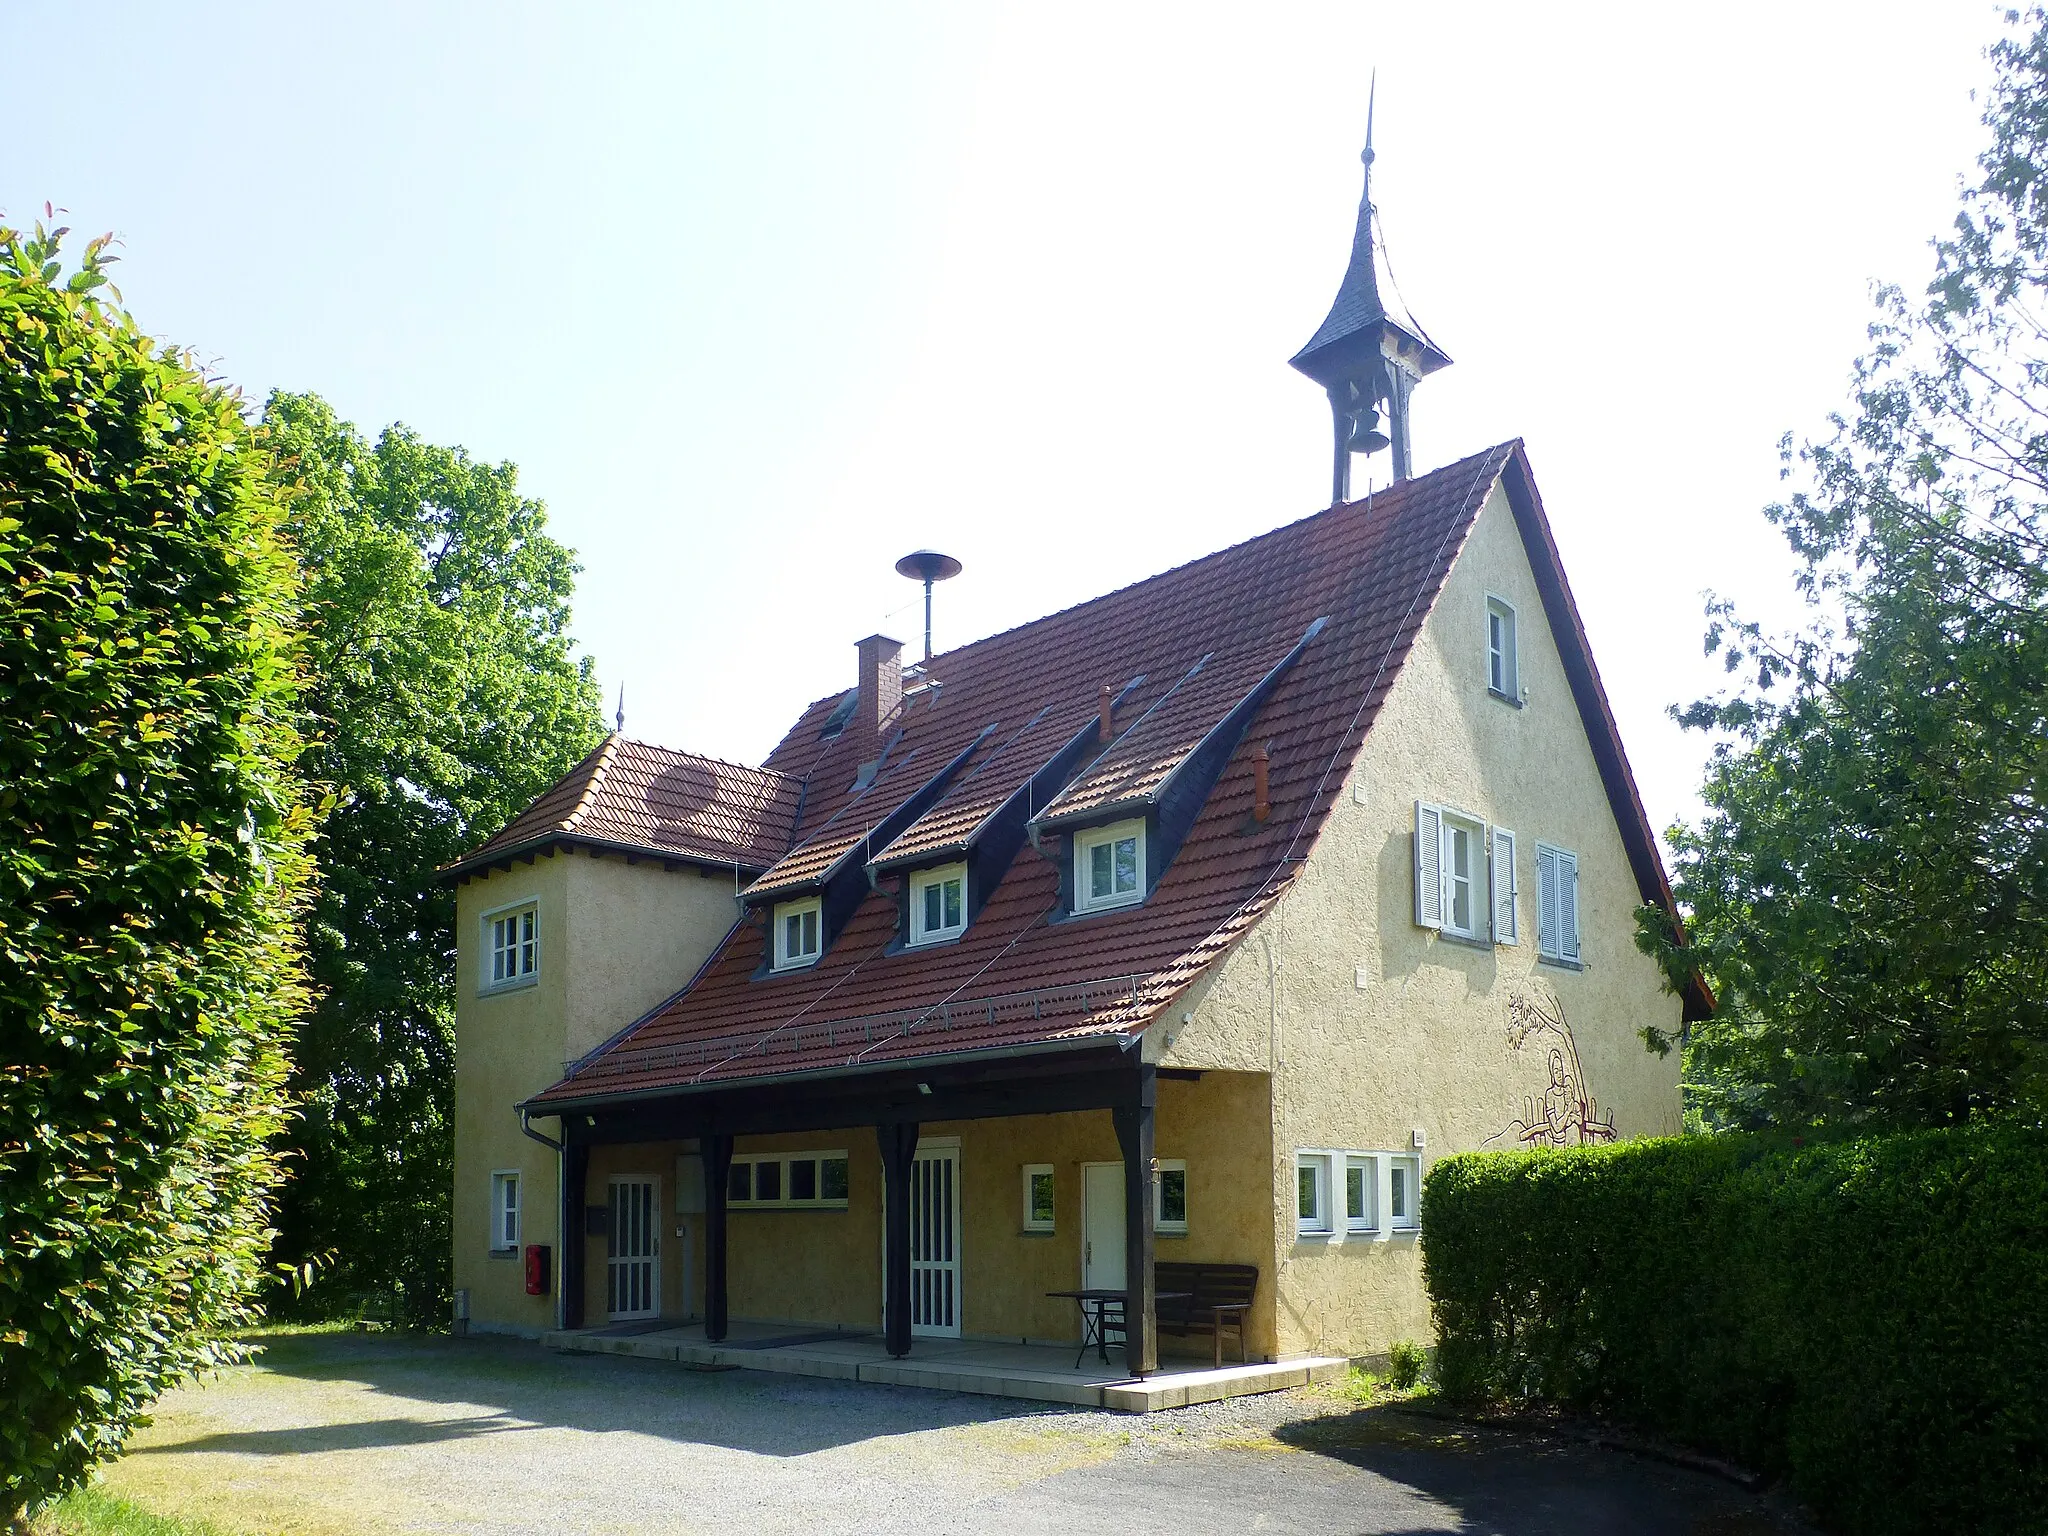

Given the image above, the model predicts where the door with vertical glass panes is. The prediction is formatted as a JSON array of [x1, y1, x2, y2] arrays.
[[606, 1177, 659, 1319], [895, 1143, 960, 1338]]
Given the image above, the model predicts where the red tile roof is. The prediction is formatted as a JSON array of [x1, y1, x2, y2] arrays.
[[515, 442, 1706, 1108], [442, 734, 801, 879], [531, 442, 1560, 1107]]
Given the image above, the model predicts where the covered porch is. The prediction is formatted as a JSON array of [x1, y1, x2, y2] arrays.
[[540, 1317, 1344, 1413], [532, 1043, 1283, 1381]]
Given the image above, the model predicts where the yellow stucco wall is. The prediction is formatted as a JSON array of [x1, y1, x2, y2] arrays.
[[452, 850, 740, 1335], [570, 1072, 1279, 1358], [1165, 477, 1684, 1358]]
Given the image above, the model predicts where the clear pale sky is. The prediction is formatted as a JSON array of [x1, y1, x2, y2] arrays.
[[2, 3, 2003, 844]]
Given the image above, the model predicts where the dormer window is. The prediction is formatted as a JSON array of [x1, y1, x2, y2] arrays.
[[909, 862, 967, 945], [1074, 818, 1146, 914], [772, 896, 822, 969]]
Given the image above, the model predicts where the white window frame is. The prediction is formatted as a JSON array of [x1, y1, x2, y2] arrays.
[[1073, 817, 1147, 914], [1388, 1153, 1422, 1232], [1486, 594, 1519, 701], [1154, 1158, 1188, 1235], [1294, 1152, 1332, 1238], [1344, 1154, 1379, 1235], [772, 896, 823, 970], [725, 1149, 850, 1209], [1440, 811, 1485, 939], [480, 899, 539, 993], [1535, 841, 1583, 966], [1022, 1164, 1055, 1233], [489, 1169, 521, 1253], [908, 862, 968, 946]]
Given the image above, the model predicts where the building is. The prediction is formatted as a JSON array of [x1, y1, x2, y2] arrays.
[[443, 123, 1709, 1388]]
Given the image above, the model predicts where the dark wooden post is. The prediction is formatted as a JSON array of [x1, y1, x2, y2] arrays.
[[1112, 1063, 1158, 1377], [877, 1121, 919, 1358], [702, 1133, 733, 1342], [562, 1138, 590, 1331]]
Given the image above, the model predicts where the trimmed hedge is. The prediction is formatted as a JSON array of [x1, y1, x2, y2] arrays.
[[1423, 1127, 2048, 1535]]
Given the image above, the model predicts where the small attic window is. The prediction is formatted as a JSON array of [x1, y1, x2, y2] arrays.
[[772, 896, 822, 969], [1073, 818, 1145, 914], [1486, 596, 1520, 702], [908, 863, 967, 945], [817, 687, 861, 740]]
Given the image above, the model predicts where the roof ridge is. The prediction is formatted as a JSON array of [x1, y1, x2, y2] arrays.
[[770, 442, 1523, 739], [561, 732, 622, 835], [614, 735, 796, 785]]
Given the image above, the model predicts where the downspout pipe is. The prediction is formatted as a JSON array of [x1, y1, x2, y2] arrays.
[[519, 1108, 566, 1329]]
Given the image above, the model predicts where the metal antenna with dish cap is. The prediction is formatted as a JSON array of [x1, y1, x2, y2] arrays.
[[894, 550, 962, 663]]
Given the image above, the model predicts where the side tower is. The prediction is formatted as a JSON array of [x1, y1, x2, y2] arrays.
[[1291, 86, 1451, 500]]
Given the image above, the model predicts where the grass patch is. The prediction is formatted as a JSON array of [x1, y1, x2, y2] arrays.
[[32, 1486, 232, 1536]]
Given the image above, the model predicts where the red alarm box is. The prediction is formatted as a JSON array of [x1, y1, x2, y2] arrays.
[[524, 1243, 551, 1296]]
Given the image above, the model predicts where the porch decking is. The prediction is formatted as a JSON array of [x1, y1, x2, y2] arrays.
[[541, 1319, 1346, 1413]]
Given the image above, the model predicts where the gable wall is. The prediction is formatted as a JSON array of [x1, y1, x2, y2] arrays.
[[453, 850, 740, 1335], [1165, 477, 1682, 1357]]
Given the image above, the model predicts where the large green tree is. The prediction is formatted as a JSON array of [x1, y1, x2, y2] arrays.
[[1641, 12, 2048, 1130], [0, 219, 316, 1518], [261, 392, 603, 1327]]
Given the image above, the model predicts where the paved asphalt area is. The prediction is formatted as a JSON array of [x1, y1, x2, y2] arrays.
[[98, 1332, 1818, 1536]]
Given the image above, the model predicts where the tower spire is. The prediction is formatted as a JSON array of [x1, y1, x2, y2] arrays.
[[1290, 78, 1450, 501]]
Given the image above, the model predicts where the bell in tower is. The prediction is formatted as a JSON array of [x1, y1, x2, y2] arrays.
[[1290, 82, 1450, 501]]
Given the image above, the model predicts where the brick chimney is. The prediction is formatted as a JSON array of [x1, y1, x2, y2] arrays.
[[856, 633, 904, 750]]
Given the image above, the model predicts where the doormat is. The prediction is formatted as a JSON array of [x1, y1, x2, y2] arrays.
[[717, 1329, 871, 1351]]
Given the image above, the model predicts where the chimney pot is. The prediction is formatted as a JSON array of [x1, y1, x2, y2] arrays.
[[856, 634, 905, 749], [1252, 742, 1271, 823]]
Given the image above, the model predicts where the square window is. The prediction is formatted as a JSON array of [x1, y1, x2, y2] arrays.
[[821, 1156, 850, 1202], [1074, 819, 1146, 913], [490, 1170, 520, 1251], [1156, 1160, 1188, 1234], [1022, 1164, 1055, 1232], [789, 1157, 818, 1203], [773, 897, 822, 969], [483, 904, 539, 990], [1345, 1156, 1378, 1233], [909, 863, 968, 945], [1296, 1153, 1331, 1236], [754, 1159, 783, 1203], [1487, 596, 1519, 700]]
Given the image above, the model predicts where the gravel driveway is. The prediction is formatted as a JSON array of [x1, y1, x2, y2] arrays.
[[96, 1331, 1814, 1536]]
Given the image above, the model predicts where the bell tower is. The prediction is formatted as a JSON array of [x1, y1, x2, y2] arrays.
[[1291, 85, 1450, 502]]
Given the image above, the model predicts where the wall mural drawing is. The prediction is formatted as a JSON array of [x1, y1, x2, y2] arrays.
[[1484, 990, 1617, 1148]]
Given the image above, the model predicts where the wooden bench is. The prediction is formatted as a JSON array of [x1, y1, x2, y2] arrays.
[[1152, 1261, 1258, 1368]]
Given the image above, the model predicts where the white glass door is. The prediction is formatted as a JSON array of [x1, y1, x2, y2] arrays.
[[908, 1145, 960, 1337], [607, 1177, 659, 1320]]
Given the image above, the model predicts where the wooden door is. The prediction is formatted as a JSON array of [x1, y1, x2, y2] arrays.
[[606, 1177, 659, 1320]]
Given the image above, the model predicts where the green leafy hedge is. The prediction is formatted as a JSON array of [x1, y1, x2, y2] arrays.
[[1423, 1127, 2048, 1535], [0, 220, 315, 1519]]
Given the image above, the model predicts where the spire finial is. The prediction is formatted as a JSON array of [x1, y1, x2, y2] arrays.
[[1363, 69, 1376, 170], [615, 683, 625, 735]]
